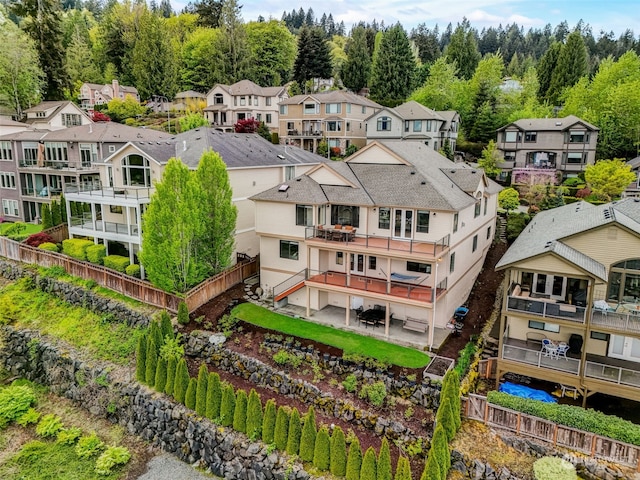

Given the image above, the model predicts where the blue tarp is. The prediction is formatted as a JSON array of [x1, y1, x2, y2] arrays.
[[499, 382, 557, 403]]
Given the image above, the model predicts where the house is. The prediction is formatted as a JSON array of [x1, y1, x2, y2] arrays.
[[365, 100, 459, 152], [279, 91, 382, 155], [495, 198, 640, 403], [78, 80, 140, 110], [172, 90, 206, 111], [495, 115, 599, 183], [0, 118, 30, 137], [204, 80, 287, 133], [623, 156, 640, 198], [251, 140, 501, 350], [23, 101, 93, 131], [0, 122, 172, 223], [64, 128, 325, 268]]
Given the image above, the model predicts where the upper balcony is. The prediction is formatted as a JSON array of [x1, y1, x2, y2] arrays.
[[19, 160, 96, 171], [64, 181, 153, 203], [286, 129, 324, 137], [506, 295, 586, 323]]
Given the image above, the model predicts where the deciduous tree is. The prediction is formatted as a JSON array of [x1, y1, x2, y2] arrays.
[[585, 159, 636, 201], [245, 20, 296, 86], [478, 140, 503, 179], [498, 187, 520, 212]]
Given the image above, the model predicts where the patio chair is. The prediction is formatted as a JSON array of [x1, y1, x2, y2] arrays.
[[556, 343, 570, 359]]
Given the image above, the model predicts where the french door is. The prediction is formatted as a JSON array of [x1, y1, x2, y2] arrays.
[[394, 209, 413, 238]]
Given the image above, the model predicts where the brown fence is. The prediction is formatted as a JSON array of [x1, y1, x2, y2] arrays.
[[42, 224, 69, 243], [0, 236, 259, 314], [463, 393, 640, 470]]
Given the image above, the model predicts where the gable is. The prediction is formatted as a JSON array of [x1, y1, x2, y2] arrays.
[[103, 143, 164, 167], [515, 252, 592, 277], [563, 224, 640, 271], [307, 164, 353, 186], [346, 142, 410, 165]]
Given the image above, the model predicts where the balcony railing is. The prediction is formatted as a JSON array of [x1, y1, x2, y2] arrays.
[[65, 181, 153, 201], [502, 343, 580, 375], [590, 310, 640, 334], [21, 186, 62, 198], [70, 215, 140, 237], [585, 361, 640, 388], [506, 295, 586, 323], [19, 159, 94, 170]]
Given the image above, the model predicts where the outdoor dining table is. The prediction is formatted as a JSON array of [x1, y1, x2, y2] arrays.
[[622, 303, 640, 315]]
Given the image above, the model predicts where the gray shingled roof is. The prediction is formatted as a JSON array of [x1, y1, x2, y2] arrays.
[[0, 122, 172, 143], [393, 101, 444, 121], [280, 90, 382, 108], [497, 115, 599, 132], [0, 118, 28, 127], [24, 101, 69, 113], [496, 198, 640, 277], [251, 175, 329, 204], [174, 90, 206, 99]]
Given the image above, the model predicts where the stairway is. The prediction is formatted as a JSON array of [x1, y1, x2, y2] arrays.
[[496, 216, 507, 243]]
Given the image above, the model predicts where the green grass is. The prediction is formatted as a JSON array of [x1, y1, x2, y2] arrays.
[[0, 222, 42, 235], [232, 303, 430, 368]]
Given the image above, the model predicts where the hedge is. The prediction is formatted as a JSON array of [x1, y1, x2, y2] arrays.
[[125, 264, 141, 278], [487, 391, 640, 446], [62, 238, 94, 261], [103, 255, 130, 273], [38, 242, 59, 252], [86, 244, 106, 265]]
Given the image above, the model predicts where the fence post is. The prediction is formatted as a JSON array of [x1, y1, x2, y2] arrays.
[[516, 413, 521, 434], [484, 399, 489, 423]]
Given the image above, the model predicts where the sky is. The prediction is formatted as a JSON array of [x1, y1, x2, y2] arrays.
[[200, 0, 640, 36]]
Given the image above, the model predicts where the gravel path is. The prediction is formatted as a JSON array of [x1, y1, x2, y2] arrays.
[[136, 453, 217, 480]]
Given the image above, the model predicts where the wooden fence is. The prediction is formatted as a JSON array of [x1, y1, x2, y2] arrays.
[[0, 236, 259, 314], [463, 393, 640, 470]]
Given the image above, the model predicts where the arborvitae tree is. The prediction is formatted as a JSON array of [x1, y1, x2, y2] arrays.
[[220, 384, 236, 427], [205, 372, 222, 420], [159, 311, 174, 340], [246, 389, 263, 440], [313, 425, 331, 471], [59, 193, 67, 222], [145, 337, 158, 386], [394, 456, 412, 480], [150, 321, 164, 356], [286, 407, 302, 456], [173, 358, 190, 404], [436, 397, 455, 441], [177, 301, 190, 325], [274, 406, 290, 451], [377, 438, 392, 480], [41, 204, 53, 230], [165, 356, 177, 396], [342, 25, 371, 92], [50, 200, 61, 226], [432, 425, 450, 478], [262, 399, 277, 444], [346, 437, 363, 480], [195, 363, 209, 416], [233, 389, 248, 433], [154, 356, 168, 392], [299, 406, 317, 462], [135, 333, 148, 383], [420, 453, 442, 480], [185, 378, 197, 410], [360, 447, 378, 480], [330, 426, 347, 477]]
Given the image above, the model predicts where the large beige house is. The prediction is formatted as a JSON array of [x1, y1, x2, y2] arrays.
[[252, 141, 501, 349], [78, 80, 140, 110], [495, 199, 640, 403], [23, 101, 93, 131]]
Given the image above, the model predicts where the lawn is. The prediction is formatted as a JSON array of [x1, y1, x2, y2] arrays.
[[232, 303, 430, 368], [0, 222, 42, 236]]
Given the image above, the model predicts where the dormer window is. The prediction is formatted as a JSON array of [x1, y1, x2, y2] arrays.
[[377, 116, 391, 131], [214, 93, 224, 104], [36, 112, 46, 118]]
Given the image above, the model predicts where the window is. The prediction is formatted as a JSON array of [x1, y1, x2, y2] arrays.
[[413, 120, 422, 132], [486, 226, 491, 239], [346, 103, 351, 113], [62, 113, 82, 127], [416, 210, 430, 233], [109, 205, 123, 214], [266, 114, 272, 124], [483, 197, 488, 215], [239, 96, 246, 106], [361, 106, 366, 114], [565, 152, 585, 164], [317, 205, 326, 225], [407, 261, 431, 274], [378, 207, 390, 229], [336, 252, 343, 265], [0, 172, 16, 189], [287, 122, 294, 130], [326, 121, 341, 132], [122, 154, 151, 186], [79, 144, 97, 166], [280, 105, 288, 115], [108, 145, 116, 153], [346, 122, 351, 132], [36, 111, 46, 118], [568, 130, 589, 143], [45, 142, 68, 162], [449, 252, 456, 273], [377, 116, 391, 131], [280, 240, 299, 260], [254, 97, 259, 106], [504, 151, 516, 162], [304, 103, 318, 114], [266, 97, 271, 106], [369, 256, 377, 270], [331, 205, 359, 227], [524, 131, 537, 142], [214, 94, 224, 104], [256, 114, 262, 121], [285, 166, 295, 181], [590, 331, 610, 341], [472, 234, 478, 252], [404, 121, 409, 132], [453, 213, 458, 233], [22, 142, 38, 165], [474, 201, 481, 218], [0, 141, 12, 160], [504, 131, 520, 142], [528, 320, 560, 333], [325, 103, 341, 114], [607, 259, 640, 302], [425, 120, 432, 132], [2, 199, 18, 216], [296, 204, 313, 226]]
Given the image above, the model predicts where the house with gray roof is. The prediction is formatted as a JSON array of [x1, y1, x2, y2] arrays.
[[251, 140, 501, 350], [78, 80, 140, 110], [495, 197, 640, 403], [23, 101, 93, 130], [495, 115, 599, 183]]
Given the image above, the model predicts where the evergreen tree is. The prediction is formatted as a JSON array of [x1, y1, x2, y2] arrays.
[[159, 311, 174, 340], [154, 356, 168, 392], [165, 355, 177, 396], [377, 438, 392, 480], [185, 378, 197, 409], [293, 25, 332, 89], [219, 384, 236, 427], [286, 407, 302, 456], [173, 358, 190, 404], [537, 41, 562, 102], [206, 372, 222, 420], [145, 337, 158, 386], [274, 406, 290, 451], [432, 425, 450, 478], [246, 389, 263, 440], [159, 0, 172, 17], [195, 363, 209, 416], [346, 437, 363, 480], [547, 29, 589, 105], [262, 399, 277, 444], [410, 23, 441, 64], [436, 398, 455, 441], [299, 406, 317, 462], [41, 204, 52, 229], [135, 333, 147, 383], [394, 456, 412, 480], [360, 447, 378, 480], [150, 321, 164, 356], [342, 25, 371, 92], [215, 0, 251, 83], [177, 301, 190, 325], [313, 425, 331, 471], [330, 426, 347, 477], [420, 453, 441, 480], [445, 19, 481, 80], [50, 200, 62, 226], [233, 389, 248, 433], [59, 193, 67, 222]]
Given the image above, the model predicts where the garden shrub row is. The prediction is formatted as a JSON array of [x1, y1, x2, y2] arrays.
[[487, 391, 640, 446], [135, 314, 415, 479], [52, 239, 139, 277]]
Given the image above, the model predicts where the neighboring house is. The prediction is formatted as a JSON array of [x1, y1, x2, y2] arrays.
[[365, 101, 459, 152], [495, 198, 640, 403], [495, 116, 599, 183], [172, 90, 206, 111], [624, 156, 640, 198], [0, 123, 172, 223], [204, 80, 287, 133], [78, 80, 140, 110], [0, 118, 30, 137], [23, 101, 93, 131], [251, 140, 501, 350], [279, 91, 382, 154], [64, 128, 325, 268]]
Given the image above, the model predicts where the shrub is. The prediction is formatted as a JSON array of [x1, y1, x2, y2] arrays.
[[16, 408, 40, 427], [86, 244, 106, 265], [205, 372, 222, 420], [135, 334, 147, 383], [435, 398, 455, 441], [313, 425, 331, 471], [219, 384, 236, 427], [154, 356, 168, 392], [185, 378, 197, 410], [41, 204, 53, 229], [104, 255, 130, 273], [346, 437, 363, 480], [246, 389, 263, 440], [262, 399, 277, 444], [125, 264, 141, 278], [0, 384, 36, 428], [62, 238, 94, 260], [533, 457, 577, 480], [76, 433, 105, 458], [233, 389, 248, 433], [274, 406, 290, 451], [149, 321, 163, 357], [177, 301, 189, 325], [359, 381, 387, 407], [576, 187, 591, 198], [38, 242, 59, 252], [377, 437, 392, 480], [330, 425, 347, 477], [145, 337, 158, 386], [56, 427, 82, 445], [431, 425, 450, 478], [95, 445, 131, 475], [173, 359, 190, 404], [342, 373, 358, 392], [25, 232, 55, 247], [421, 453, 442, 480], [394, 456, 411, 480], [36, 414, 64, 437], [299, 406, 317, 462], [195, 364, 208, 416], [164, 356, 177, 396], [286, 407, 302, 456], [360, 447, 377, 480], [159, 311, 174, 341], [506, 212, 531, 241]]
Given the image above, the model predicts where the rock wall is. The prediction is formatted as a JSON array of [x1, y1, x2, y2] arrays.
[[0, 326, 310, 480]]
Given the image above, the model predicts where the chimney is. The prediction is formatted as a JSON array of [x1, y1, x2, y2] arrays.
[[112, 79, 120, 99]]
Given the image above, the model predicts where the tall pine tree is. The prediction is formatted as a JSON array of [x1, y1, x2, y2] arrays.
[[342, 25, 371, 93]]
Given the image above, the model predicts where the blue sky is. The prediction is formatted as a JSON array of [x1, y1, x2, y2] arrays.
[[219, 0, 640, 36]]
